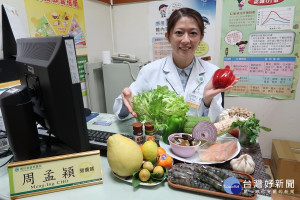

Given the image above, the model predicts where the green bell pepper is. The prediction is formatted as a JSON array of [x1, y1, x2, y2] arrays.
[[162, 115, 185, 144]]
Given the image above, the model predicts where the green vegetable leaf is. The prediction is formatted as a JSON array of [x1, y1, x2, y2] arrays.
[[132, 171, 141, 187], [150, 166, 167, 182], [260, 126, 272, 132], [250, 135, 257, 143], [151, 173, 160, 179], [131, 166, 167, 187], [133, 85, 189, 131], [149, 157, 157, 165]]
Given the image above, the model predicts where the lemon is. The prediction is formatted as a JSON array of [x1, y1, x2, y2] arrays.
[[142, 141, 158, 161], [153, 166, 164, 178], [139, 168, 150, 182], [143, 161, 154, 172]]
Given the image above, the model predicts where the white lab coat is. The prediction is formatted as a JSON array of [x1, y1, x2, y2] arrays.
[[113, 56, 223, 123]]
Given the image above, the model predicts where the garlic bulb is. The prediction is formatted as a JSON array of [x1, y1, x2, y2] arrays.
[[230, 154, 255, 174]]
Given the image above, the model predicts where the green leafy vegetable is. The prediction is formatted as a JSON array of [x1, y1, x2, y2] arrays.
[[230, 114, 271, 143], [133, 85, 189, 131], [132, 171, 141, 187]]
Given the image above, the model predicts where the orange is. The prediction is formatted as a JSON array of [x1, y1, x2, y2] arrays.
[[139, 145, 144, 159], [158, 153, 173, 169], [157, 147, 166, 156]]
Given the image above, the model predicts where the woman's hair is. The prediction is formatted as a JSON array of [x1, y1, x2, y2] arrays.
[[167, 8, 204, 37], [159, 4, 168, 11], [236, 41, 248, 46]]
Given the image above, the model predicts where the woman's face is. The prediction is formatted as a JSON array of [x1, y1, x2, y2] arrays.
[[166, 16, 203, 63]]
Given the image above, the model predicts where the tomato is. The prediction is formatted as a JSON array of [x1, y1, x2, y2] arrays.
[[212, 65, 235, 89], [228, 127, 239, 138]]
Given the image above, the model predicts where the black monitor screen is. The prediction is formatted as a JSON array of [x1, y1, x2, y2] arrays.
[[16, 36, 90, 153], [0, 5, 20, 83], [2, 4, 17, 59]]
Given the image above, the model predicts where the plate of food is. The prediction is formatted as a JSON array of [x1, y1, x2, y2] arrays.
[[159, 134, 240, 164], [112, 171, 166, 187], [168, 163, 257, 200]]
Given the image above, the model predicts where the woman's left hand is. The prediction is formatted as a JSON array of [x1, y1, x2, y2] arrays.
[[203, 76, 240, 107]]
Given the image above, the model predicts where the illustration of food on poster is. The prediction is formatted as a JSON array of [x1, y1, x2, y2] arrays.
[[24, 0, 88, 98], [149, 0, 216, 61], [24, 0, 87, 49], [220, 0, 300, 100]]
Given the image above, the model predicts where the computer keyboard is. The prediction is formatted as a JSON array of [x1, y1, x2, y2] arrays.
[[37, 127, 134, 151], [88, 129, 134, 150]]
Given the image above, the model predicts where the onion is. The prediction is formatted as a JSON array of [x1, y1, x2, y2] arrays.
[[192, 121, 217, 142]]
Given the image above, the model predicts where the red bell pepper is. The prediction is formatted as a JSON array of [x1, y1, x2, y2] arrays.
[[212, 65, 235, 89]]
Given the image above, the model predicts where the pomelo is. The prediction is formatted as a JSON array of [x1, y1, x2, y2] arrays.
[[107, 134, 143, 176]]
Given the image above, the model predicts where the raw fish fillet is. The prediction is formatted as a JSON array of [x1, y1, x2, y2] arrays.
[[200, 140, 237, 162]]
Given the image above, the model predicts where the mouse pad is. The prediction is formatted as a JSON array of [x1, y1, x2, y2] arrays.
[[86, 113, 99, 122]]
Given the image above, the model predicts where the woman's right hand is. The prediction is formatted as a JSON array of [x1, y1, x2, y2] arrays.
[[203, 76, 240, 107], [121, 88, 137, 118]]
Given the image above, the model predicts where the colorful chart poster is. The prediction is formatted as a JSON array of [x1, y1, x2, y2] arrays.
[[149, 0, 217, 61], [220, 0, 300, 100], [24, 0, 88, 98], [24, 0, 87, 49], [77, 55, 88, 96]]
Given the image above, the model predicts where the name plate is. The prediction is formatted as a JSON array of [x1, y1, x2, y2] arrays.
[[8, 150, 103, 199]]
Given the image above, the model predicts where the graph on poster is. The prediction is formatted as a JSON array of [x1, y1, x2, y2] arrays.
[[256, 6, 295, 31]]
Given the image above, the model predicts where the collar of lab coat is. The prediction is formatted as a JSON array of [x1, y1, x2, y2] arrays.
[[163, 55, 206, 96]]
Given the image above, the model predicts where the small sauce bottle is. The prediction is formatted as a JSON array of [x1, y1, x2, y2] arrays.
[[155, 129, 162, 146], [144, 122, 155, 142], [132, 122, 143, 145]]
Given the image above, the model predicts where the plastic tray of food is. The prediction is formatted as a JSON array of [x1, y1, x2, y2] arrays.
[[197, 137, 238, 162], [168, 166, 257, 200], [160, 134, 240, 164]]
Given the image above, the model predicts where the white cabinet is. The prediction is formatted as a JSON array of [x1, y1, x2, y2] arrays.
[[102, 63, 143, 114], [84, 62, 107, 113]]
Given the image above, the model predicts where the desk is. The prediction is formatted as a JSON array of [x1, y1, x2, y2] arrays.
[[0, 114, 271, 200], [0, 157, 271, 200]]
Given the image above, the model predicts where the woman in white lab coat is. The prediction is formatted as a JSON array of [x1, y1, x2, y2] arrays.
[[113, 8, 239, 123]]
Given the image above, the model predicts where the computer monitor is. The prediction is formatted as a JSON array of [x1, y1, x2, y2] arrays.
[[16, 36, 90, 153], [0, 4, 20, 83], [1, 4, 17, 59]]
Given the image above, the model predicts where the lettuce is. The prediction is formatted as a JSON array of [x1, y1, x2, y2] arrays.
[[132, 85, 189, 130]]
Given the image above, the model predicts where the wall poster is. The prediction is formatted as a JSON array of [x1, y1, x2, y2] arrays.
[[148, 0, 217, 61], [24, 0, 88, 97], [220, 0, 300, 100], [76, 55, 88, 96]]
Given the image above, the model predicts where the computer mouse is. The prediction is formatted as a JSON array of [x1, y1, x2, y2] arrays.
[[84, 108, 91, 116]]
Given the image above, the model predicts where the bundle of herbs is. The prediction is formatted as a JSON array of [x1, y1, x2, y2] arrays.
[[230, 114, 271, 145]]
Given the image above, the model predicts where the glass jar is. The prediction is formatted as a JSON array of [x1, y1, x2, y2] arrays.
[[238, 128, 256, 152], [132, 122, 143, 145], [154, 129, 163, 146], [144, 122, 155, 142]]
